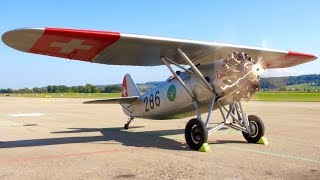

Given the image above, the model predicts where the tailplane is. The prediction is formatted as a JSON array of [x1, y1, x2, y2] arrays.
[[122, 74, 141, 97]]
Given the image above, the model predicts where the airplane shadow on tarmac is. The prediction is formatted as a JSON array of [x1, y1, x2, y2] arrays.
[[0, 126, 190, 151]]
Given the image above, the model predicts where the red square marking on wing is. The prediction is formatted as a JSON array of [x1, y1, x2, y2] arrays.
[[29, 28, 120, 61]]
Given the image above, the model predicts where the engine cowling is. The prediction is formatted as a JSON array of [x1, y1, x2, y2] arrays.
[[213, 52, 263, 101]]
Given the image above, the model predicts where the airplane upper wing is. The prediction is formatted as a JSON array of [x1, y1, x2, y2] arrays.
[[2, 27, 317, 69]]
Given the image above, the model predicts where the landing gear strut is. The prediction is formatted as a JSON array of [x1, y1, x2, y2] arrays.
[[124, 117, 134, 129], [185, 99, 265, 150]]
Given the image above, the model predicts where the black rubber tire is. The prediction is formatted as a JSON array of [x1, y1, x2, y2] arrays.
[[185, 118, 208, 150], [124, 124, 129, 130], [242, 115, 265, 143]]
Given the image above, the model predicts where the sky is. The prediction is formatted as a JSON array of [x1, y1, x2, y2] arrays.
[[0, 0, 319, 89]]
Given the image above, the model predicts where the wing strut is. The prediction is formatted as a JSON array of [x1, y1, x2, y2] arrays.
[[161, 48, 218, 126], [177, 48, 214, 92], [161, 57, 195, 99]]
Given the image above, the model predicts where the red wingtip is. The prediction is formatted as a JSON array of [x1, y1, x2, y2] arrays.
[[288, 51, 317, 58]]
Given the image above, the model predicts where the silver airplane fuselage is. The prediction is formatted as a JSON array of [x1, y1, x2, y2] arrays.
[[122, 57, 260, 119]]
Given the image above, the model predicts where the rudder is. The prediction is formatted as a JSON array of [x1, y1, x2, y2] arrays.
[[122, 74, 141, 97]]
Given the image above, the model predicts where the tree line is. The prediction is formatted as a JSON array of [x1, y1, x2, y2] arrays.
[[0, 84, 122, 94]]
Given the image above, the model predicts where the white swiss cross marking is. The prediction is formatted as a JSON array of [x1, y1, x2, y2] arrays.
[[122, 87, 127, 96], [50, 39, 92, 53]]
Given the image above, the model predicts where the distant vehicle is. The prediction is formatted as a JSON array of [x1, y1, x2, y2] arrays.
[[5, 94, 10, 96], [2, 28, 317, 150]]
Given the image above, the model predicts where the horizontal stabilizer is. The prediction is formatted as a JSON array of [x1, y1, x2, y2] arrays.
[[83, 96, 139, 104]]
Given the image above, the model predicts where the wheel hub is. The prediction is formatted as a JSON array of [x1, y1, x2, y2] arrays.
[[191, 125, 201, 144], [249, 121, 258, 137]]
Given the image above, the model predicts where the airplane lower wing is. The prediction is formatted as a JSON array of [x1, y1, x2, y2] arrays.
[[2, 27, 317, 68], [83, 96, 139, 104]]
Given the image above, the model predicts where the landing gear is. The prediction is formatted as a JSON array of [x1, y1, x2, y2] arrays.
[[185, 118, 208, 150], [124, 117, 134, 129], [242, 115, 265, 143], [206, 101, 266, 145], [185, 98, 266, 150]]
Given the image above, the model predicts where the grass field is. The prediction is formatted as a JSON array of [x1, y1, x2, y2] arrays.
[[251, 92, 320, 102], [1, 92, 320, 102]]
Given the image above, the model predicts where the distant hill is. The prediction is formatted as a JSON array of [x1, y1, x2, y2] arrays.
[[32, 74, 320, 93], [133, 74, 320, 92], [42, 74, 320, 93], [260, 74, 320, 91], [285, 84, 320, 91], [95, 81, 162, 94], [5, 74, 315, 94]]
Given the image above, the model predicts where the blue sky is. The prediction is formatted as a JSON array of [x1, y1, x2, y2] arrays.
[[0, 1, 319, 89]]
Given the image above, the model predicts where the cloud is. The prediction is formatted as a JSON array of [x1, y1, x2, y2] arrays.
[[261, 39, 269, 48], [261, 39, 273, 48], [261, 68, 306, 77]]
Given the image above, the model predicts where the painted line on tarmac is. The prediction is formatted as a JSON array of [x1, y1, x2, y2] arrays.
[[6, 113, 54, 120], [0, 147, 138, 164], [0, 141, 184, 165], [219, 145, 320, 164], [8, 113, 45, 117], [173, 137, 320, 164], [36, 116, 54, 120], [268, 134, 320, 148], [0, 117, 22, 126], [0, 120, 22, 126]]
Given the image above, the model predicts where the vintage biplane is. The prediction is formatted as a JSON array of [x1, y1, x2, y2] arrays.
[[2, 28, 317, 150]]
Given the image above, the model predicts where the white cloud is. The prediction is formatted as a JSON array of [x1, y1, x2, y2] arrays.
[[261, 68, 306, 77], [261, 39, 269, 48], [261, 39, 273, 48]]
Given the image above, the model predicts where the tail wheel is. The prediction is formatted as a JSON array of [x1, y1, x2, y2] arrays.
[[242, 115, 265, 143], [185, 118, 208, 150]]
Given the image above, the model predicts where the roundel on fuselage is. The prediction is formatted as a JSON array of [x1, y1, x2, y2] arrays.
[[167, 84, 176, 102]]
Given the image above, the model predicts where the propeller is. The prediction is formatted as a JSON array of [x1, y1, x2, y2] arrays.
[[219, 52, 264, 101]]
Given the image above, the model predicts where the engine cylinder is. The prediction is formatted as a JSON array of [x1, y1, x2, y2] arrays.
[[213, 52, 261, 101]]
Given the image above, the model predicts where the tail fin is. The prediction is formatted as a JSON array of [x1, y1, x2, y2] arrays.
[[122, 74, 141, 97]]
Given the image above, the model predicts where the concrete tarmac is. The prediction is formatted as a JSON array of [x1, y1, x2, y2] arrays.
[[0, 97, 319, 179]]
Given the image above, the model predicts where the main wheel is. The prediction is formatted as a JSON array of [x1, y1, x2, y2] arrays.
[[242, 115, 265, 143], [185, 118, 208, 150]]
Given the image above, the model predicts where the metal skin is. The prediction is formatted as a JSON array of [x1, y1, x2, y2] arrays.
[[1, 27, 318, 149], [121, 55, 261, 120], [122, 65, 212, 119], [2, 28, 317, 68]]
